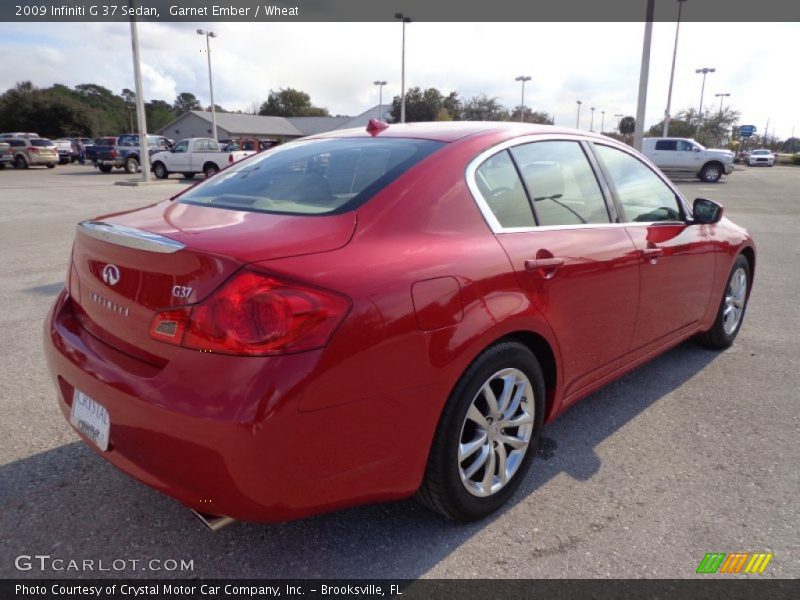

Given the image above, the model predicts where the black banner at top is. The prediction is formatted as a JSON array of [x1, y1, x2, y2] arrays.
[[2, 0, 800, 22]]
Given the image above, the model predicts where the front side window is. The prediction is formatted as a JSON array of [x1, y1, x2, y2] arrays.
[[595, 144, 683, 223], [173, 140, 189, 153], [510, 141, 611, 226], [677, 140, 696, 151], [179, 137, 444, 215], [474, 151, 535, 228]]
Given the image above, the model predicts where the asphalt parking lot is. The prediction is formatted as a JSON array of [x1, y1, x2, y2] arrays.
[[0, 162, 797, 579]]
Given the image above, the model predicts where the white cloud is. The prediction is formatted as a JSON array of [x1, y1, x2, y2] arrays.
[[0, 21, 797, 138]]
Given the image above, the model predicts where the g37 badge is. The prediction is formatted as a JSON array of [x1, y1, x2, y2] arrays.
[[172, 285, 193, 300]]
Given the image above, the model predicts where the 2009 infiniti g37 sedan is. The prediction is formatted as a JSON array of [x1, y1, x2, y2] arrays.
[[44, 121, 755, 525]]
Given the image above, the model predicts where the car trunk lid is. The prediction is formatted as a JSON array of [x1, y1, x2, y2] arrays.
[[70, 201, 356, 362]]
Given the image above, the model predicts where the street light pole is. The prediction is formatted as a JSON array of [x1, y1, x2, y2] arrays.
[[600, 110, 605, 133], [394, 13, 411, 123], [128, 3, 150, 182], [664, 0, 687, 137], [576, 100, 582, 129], [590, 107, 596, 132], [374, 80, 387, 120], [515, 75, 531, 122], [633, 0, 655, 151], [197, 29, 218, 141], [695, 66, 716, 139], [715, 92, 730, 115]]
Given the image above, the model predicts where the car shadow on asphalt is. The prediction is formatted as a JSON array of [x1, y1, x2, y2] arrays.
[[0, 343, 718, 579]]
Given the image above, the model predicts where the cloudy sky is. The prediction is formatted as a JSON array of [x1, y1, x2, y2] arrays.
[[0, 20, 797, 138]]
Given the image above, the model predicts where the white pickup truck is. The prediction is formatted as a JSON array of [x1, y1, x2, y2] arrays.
[[642, 137, 734, 183], [150, 138, 255, 179]]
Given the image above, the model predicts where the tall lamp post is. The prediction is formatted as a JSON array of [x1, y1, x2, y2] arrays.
[[633, 0, 655, 151], [515, 75, 531, 122], [197, 29, 218, 141], [128, 3, 150, 182], [374, 80, 387, 120], [576, 100, 582, 129], [695, 66, 716, 139], [590, 106, 596, 132], [394, 12, 411, 123], [663, 0, 688, 137], [600, 110, 606, 133], [715, 92, 730, 115]]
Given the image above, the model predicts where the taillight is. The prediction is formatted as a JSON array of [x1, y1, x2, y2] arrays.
[[27, 147, 39, 153], [109, 149, 117, 158], [228, 153, 234, 164], [149, 271, 350, 356]]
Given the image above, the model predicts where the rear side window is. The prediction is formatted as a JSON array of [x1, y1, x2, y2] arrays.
[[594, 144, 683, 222], [179, 138, 444, 215], [474, 151, 535, 228], [510, 141, 610, 226], [655, 140, 677, 151]]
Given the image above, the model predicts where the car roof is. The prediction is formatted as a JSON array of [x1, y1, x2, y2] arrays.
[[308, 121, 608, 143]]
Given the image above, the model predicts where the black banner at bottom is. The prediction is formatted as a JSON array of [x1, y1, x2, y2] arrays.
[[3, 579, 799, 600]]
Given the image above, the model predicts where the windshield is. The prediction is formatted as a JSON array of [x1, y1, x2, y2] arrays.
[[178, 137, 444, 215]]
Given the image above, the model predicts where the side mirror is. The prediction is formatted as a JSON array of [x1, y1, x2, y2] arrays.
[[692, 198, 724, 224], [693, 147, 701, 152]]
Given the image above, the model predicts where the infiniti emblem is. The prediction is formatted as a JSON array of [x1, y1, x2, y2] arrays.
[[101, 264, 120, 286]]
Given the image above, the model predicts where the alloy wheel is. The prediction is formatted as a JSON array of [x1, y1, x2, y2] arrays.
[[723, 267, 747, 335], [458, 368, 534, 497]]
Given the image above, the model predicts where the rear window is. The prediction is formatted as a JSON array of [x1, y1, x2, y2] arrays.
[[31, 139, 55, 147], [178, 137, 444, 215]]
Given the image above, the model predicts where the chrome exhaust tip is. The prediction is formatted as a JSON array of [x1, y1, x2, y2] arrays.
[[191, 510, 235, 532]]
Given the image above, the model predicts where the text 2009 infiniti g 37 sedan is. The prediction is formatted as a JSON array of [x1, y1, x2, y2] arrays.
[[44, 121, 755, 525]]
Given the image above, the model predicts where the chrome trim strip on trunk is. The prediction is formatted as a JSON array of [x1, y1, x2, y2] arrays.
[[77, 220, 185, 254]]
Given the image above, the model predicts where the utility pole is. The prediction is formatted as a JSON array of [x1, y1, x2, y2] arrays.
[[695, 67, 716, 139], [576, 100, 582, 129], [395, 13, 411, 123], [663, 0, 687, 137], [128, 1, 150, 182], [515, 75, 531, 122], [633, 0, 655, 151]]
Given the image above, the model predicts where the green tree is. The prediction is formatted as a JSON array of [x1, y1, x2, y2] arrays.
[[173, 92, 202, 114], [145, 100, 176, 132], [509, 107, 554, 124], [462, 94, 509, 121], [389, 87, 451, 123], [619, 116, 636, 135], [258, 88, 329, 117]]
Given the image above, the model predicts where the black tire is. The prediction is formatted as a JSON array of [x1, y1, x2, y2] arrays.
[[124, 156, 140, 174], [204, 163, 219, 178], [152, 162, 169, 179], [46, 163, 56, 169], [700, 162, 723, 183], [15, 155, 28, 169], [182, 172, 195, 179], [98, 164, 113, 173], [695, 254, 751, 349], [417, 341, 545, 521], [0, 163, 6, 170]]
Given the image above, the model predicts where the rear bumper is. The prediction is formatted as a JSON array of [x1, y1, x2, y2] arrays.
[[43, 290, 420, 522]]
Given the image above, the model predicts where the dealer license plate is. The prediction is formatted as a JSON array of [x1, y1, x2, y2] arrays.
[[70, 389, 110, 451]]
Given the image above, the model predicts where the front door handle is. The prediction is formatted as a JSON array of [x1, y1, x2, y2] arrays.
[[524, 257, 565, 279]]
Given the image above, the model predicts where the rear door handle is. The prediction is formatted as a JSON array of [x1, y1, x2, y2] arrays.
[[641, 247, 663, 263], [524, 257, 565, 278]]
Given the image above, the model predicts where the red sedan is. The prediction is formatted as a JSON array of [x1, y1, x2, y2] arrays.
[[44, 122, 755, 526]]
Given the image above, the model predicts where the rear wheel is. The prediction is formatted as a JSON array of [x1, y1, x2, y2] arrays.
[[152, 162, 169, 179], [417, 342, 544, 521], [700, 162, 723, 183], [15, 155, 28, 169], [124, 156, 140, 174], [204, 163, 219, 178], [47, 163, 56, 168], [695, 254, 751, 349], [182, 172, 195, 179], [97, 164, 113, 174]]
